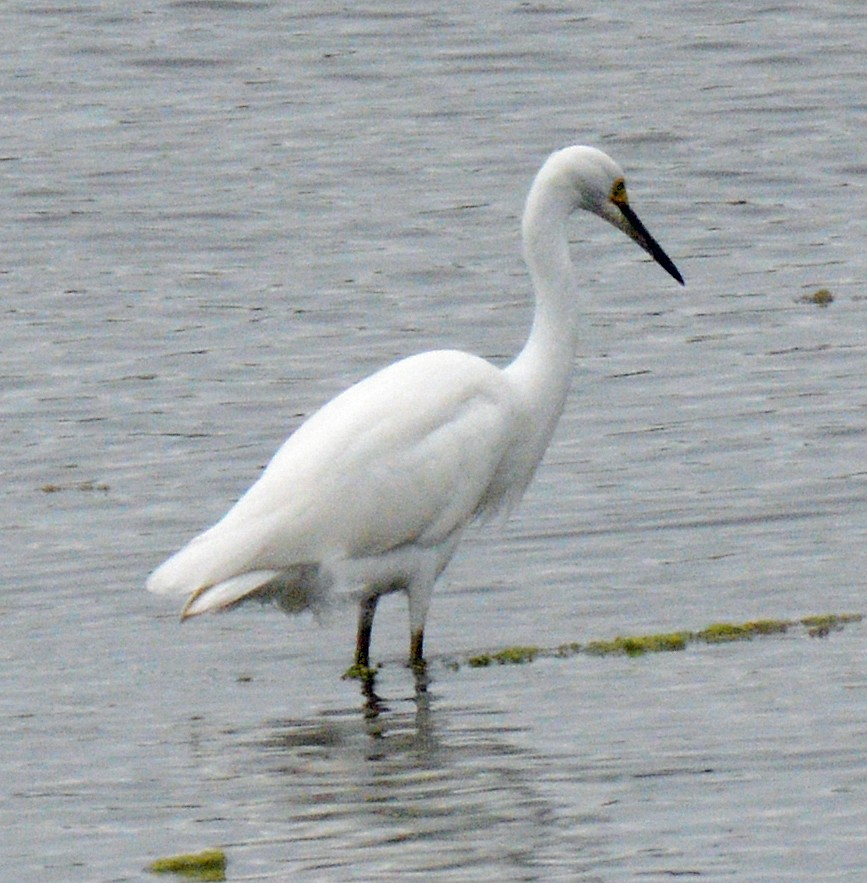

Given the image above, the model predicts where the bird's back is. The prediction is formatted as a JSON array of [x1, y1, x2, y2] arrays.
[[147, 348, 522, 600]]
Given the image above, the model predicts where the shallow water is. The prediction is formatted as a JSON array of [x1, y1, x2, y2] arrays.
[[2, 0, 865, 880]]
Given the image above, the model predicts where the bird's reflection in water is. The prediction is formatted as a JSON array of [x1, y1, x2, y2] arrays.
[[184, 674, 573, 878], [359, 663, 429, 719], [261, 667, 440, 769]]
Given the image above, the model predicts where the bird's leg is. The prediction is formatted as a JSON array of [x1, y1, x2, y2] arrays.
[[407, 568, 436, 672], [355, 594, 378, 669], [410, 629, 429, 693], [409, 627, 425, 671]]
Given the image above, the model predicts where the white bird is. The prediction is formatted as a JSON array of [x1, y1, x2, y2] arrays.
[[147, 145, 683, 670]]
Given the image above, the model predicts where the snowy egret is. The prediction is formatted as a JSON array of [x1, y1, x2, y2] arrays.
[[147, 145, 683, 670]]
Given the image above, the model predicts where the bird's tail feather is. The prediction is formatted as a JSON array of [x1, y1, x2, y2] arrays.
[[180, 571, 284, 619]]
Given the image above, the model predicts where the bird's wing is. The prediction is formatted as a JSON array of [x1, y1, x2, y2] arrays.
[[147, 350, 519, 597]]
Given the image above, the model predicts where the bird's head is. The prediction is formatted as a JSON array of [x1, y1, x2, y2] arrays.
[[540, 145, 684, 286]]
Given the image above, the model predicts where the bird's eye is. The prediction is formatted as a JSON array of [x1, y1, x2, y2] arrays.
[[610, 178, 628, 205]]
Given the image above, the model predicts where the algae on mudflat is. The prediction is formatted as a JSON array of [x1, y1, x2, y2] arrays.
[[148, 849, 226, 881]]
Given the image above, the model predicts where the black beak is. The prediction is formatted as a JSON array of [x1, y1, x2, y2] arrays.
[[618, 202, 684, 286]]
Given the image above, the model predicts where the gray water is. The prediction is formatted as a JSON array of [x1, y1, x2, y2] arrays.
[[2, 1, 865, 879]]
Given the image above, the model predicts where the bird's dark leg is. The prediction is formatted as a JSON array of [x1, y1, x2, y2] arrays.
[[356, 594, 378, 669], [409, 626, 425, 671], [410, 627, 429, 693]]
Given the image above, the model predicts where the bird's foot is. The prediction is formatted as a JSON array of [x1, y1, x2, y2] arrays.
[[342, 661, 379, 683]]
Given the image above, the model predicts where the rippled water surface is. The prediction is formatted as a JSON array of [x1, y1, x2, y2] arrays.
[[2, 1, 865, 880]]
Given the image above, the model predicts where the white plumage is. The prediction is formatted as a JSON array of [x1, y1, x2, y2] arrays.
[[147, 145, 683, 669]]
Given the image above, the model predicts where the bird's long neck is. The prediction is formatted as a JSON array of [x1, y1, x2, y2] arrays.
[[505, 175, 580, 449]]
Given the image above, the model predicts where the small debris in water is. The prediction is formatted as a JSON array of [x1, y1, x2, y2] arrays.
[[585, 632, 690, 656], [147, 849, 226, 881], [801, 612, 862, 638], [696, 619, 790, 643], [467, 645, 540, 667], [799, 287, 834, 307], [40, 480, 110, 493]]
